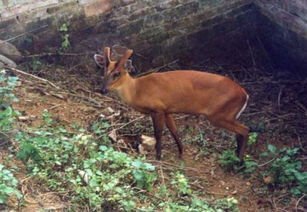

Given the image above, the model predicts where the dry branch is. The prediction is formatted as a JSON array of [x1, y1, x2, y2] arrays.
[[4, 66, 60, 89]]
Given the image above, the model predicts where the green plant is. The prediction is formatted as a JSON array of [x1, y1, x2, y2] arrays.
[[58, 23, 70, 52], [0, 70, 18, 108], [30, 58, 43, 72], [261, 145, 307, 196], [160, 196, 239, 212], [15, 113, 159, 210], [171, 172, 192, 196], [241, 155, 258, 176], [219, 150, 240, 171], [248, 132, 258, 146], [184, 130, 211, 157], [13, 114, 242, 210], [0, 164, 22, 204], [219, 150, 257, 176], [213, 197, 239, 212], [131, 160, 156, 190], [0, 70, 19, 142], [42, 109, 55, 125]]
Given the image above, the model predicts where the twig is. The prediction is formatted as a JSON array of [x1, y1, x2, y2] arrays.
[[277, 86, 285, 111], [49, 104, 64, 110], [247, 39, 256, 67], [136, 60, 179, 77], [148, 160, 200, 172], [258, 158, 276, 167], [112, 115, 145, 131], [23, 52, 95, 58], [4, 25, 48, 42], [4, 66, 60, 89], [295, 101, 307, 113], [159, 166, 166, 189], [63, 92, 103, 108], [295, 194, 306, 212], [256, 36, 274, 70]]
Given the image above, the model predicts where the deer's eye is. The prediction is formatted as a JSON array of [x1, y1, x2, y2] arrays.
[[113, 72, 121, 80]]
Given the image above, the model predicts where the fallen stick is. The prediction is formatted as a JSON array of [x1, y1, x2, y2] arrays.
[[136, 59, 179, 77], [4, 66, 60, 89]]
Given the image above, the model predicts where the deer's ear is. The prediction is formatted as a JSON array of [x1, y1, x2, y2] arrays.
[[94, 54, 106, 68], [125, 59, 135, 73]]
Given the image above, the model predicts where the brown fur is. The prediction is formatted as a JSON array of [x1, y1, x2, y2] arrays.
[[95, 48, 249, 162]]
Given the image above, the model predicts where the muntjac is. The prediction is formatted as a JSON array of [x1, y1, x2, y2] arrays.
[[94, 46, 249, 162]]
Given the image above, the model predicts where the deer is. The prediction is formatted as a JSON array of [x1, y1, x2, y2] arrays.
[[94, 46, 249, 162]]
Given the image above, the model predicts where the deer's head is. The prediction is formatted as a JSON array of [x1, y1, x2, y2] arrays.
[[94, 45, 134, 94]]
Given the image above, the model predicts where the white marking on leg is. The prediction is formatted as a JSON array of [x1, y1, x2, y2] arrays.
[[236, 94, 249, 119]]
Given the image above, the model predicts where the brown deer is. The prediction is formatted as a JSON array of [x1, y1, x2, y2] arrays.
[[94, 46, 249, 162]]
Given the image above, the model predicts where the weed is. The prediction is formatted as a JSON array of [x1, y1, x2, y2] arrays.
[[30, 58, 43, 72], [219, 150, 257, 176], [248, 132, 258, 146], [171, 172, 192, 196], [41, 109, 54, 125], [219, 150, 240, 171], [0, 70, 19, 146], [58, 23, 70, 52], [242, 155, 258, 176], [261, 145, 307, 196], [0, 68, 240, 210], [0, 164, 21, 204], [0, 70, 18, 108]]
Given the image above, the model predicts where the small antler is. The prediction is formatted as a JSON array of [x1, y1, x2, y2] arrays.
[[103, 47, 111, 63], [116, 49, 133, 70], [111, 45, 128, 61]]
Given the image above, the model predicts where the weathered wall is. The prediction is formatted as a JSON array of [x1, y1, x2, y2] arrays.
[[0, 0, 112, 45], [0, 0, 252, 63], [90, 0, 255, 66], [0, 0, 306, 72], [254, 0, 307, 73]]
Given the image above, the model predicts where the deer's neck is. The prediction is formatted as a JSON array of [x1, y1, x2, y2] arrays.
[[115, 73, 136, 105]]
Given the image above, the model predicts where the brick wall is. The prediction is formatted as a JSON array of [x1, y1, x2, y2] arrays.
[[0, 0, 306, 72], [0, 0, 251, 53]]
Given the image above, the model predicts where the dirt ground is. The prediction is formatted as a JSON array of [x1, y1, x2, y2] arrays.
[[1, 47, 306, 211]]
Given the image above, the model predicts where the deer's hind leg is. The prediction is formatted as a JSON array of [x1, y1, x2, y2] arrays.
[[165, 114, 183, 158], [151, 111, 166, 160]]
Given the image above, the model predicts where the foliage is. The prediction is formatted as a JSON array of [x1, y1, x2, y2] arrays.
[[0, 70, 19, 147], [29, 58, 43, 72], [171, 172, 192, 196], [241, 155, 258, 176], [261, 145, 307, 196], [0, 69, 239, 210], [0, 164, 21, 204], [219, 150, 241, 171], [248, 132, 258, 146], [219, 150, 257, 176], [13, 111, 240, 211], [0, 71, 21, 206], [58, 23, 70, 52], [0, 70, 18, 108], [159, 196, 239, 212], [15, 112, 158, 210], [219, 143, 306, 197]]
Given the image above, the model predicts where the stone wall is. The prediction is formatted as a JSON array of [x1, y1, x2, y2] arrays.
[[254, 0, 307, 73]]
